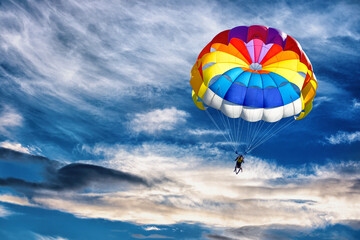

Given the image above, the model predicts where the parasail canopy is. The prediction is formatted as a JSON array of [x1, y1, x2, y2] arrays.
[[190, 25, 317, 154], [190, 25, 317, 123]]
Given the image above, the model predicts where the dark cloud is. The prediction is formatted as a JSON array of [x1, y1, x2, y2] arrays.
[[0, 163, 149, 192], [0, 148, 149, 193], [0, 147, 60, 167], [56, 163, 150, 189], [229, 225, 305, 240], [351, 179, 360, 191], [340, 220, 360, 230], [205, 234, 236, 240], [131, 234, 173, 239], [0, 147, 60, 179], [209, 223, 360, 240]]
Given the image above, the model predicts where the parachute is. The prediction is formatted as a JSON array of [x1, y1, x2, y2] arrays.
[[190, 25, 317, 154]]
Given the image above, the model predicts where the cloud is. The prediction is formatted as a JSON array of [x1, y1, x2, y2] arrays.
[[0, 205, 12, 218], [0, 141, 36, 154], [1, 0, 358, 115], [1, 143, 359, 230], [0, 106, 22, 135], [205, 234, 236, 240], [143, 226, 162, 231], [0, 147, 60, 169], [33, 233, 68, 240], [129, 107, 189, 134], [131, 234, 173, 239], [0, 0, 358, 151], [325, 131, 360, 145], [0, 148, 149, 194], [0, 0, 220, 107], [55, 163, 150, 189], [313, 96, 332, 108], [353, 99, 360, 109], [188, 129, 224, 136], [0, 163, 149, 193], [207, 222, 360, 240]]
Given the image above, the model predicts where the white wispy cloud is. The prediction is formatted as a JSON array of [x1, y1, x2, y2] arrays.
[[188, 129, 224, 136], [326, 131, 360, 145], [313, 96, 332, 108], [0, 106, 23, 135], [353, 99, 360, 109], [1, 0, 358, 114], [0, 0, 220, 105], [0, 205, 12, 218], [33, 233, 68, 240], [129, 107, 189, 134]]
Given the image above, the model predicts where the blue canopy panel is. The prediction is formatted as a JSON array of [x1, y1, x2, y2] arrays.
[[263, 88, 284, 108], [209, 75, 233, 98], [209, 68, 244, 98], [223, 83, 247, 105], [278, 82, 300, 105], [260, 74, 277, 88], [234, 71, 252, 87], [224, 67, 244, 80], [268, 72, 288, 87], [248, 73, 263, 88], [243, 88, 264, 108]]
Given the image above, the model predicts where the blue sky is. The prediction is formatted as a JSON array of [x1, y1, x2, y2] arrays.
[[0, 0, 359, 239]]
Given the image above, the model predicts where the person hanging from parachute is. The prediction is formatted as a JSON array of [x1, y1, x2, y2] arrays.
[[189, 25, 318, 173], [234, 153, 244, 174]]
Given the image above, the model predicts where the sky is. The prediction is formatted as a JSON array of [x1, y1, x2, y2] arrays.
[[0, 0, 359, 239]]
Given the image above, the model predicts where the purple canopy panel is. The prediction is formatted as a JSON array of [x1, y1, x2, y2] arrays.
[[258, 43, 273, 63], [228, 26, 249, 44], [245, 40, 255, 63], [266, 27, 287, 48]]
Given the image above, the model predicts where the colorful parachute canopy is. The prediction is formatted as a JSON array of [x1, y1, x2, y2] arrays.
[[190, 25, 317, 122]]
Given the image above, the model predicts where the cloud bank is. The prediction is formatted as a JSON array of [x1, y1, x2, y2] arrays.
[[1, 145, 359, 231]]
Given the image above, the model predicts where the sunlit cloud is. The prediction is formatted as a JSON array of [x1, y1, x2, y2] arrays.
[[143, 226, 162, 231], [0, 141, 33, 154], [129, 107, 189, 134], [1, 144, 359, 230], [326, 131, 360, 145]]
